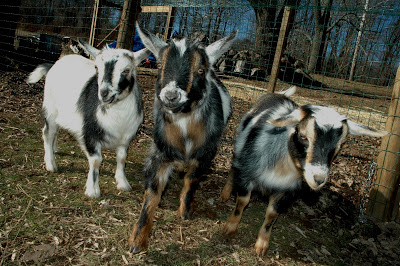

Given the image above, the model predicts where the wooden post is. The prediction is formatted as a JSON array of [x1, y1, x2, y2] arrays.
[[89, 0, 101, 46], [267, 6, 294, 93], [117, 0, 142, 49], [164, 7, 176, 42], [368, 63, 400, 221]]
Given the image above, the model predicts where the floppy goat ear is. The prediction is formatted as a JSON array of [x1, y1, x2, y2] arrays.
[[136, 22, 168, 60], [133, 48, 151, 67], [205, 30, 238, 66], [268, 108, 306, 128], [347, 120, 388, 137], [77, 39, 100, 58]]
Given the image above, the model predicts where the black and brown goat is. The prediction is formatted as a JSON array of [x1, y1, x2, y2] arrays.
[[128, 24, 237, 253], [221, 88, 387, 256]]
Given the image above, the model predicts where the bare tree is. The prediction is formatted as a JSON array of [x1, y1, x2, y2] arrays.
[[307, 0, 333, 72]]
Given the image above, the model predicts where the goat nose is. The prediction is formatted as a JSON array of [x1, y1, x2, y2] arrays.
[[100, 90, 109, 98], [165, 91, 180, 103], [314, 174, 326, 186]]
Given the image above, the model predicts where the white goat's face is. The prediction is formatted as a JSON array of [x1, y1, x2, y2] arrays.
[[94, 49, 136, 104]]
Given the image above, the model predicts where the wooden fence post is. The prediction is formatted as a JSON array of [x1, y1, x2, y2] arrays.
[[89, 0, 101, 47], [368, 63, 400, 221], [267, 6, 294, 93], [117, 0, 142, 49]]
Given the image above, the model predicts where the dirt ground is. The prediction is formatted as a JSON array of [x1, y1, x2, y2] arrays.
[[1, 69, 399, 265]]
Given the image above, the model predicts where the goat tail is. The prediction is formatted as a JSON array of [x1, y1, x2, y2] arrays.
[[277, 86, 297, 97], [26, 63, 53, 84]]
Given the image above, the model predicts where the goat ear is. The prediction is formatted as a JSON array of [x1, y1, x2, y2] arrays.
[[267, 108, 305, 128], [206, 30, 238, 65], [77, 39, 100, 58], [347, 120, 388, 137], [136, 22, 167, 60], [133, 48, 151, 67]]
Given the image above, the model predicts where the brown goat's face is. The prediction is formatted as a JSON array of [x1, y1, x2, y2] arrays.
[[155, 39, 209, 112]]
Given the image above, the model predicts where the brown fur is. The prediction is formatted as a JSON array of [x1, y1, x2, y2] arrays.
[[222, 193, 251, 235]]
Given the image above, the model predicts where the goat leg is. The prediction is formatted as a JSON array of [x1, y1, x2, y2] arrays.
[[222, 191, 251, 235], [254, 193, 283, 256]]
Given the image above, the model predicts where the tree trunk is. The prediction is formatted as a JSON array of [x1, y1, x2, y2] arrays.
[[349, 0, 369, 81], [307, 0, 333, 72]]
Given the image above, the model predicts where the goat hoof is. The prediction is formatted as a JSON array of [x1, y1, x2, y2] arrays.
[[117, 182, 132, 192], [129, 244, 142, 254], [177, 206, 193, 220], [254, 238, 270, 256], [222, 222, 238, 236], [85, 188, 101, 198]]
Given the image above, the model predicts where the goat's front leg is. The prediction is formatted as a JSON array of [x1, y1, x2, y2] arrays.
[[115, 145, 132, 191], [177, 159, 201, 220], [254, 192, 283, 256], [128, 162, 173, 253], [222, 190, 251, 235], [84, 147, 102, 198]]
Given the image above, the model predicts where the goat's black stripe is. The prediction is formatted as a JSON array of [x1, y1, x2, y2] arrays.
[[104, 60, 116, 84], [77, 75, 106, 155]]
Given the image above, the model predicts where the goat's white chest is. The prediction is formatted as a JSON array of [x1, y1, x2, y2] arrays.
[[255, 155, 302, 191], [97, 94, 142, 148]]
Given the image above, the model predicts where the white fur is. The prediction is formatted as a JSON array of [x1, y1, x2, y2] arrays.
[[256, 155, 301, 191], [173, 39, 187, 56], [303, 163, 329, 190], [311, 106, 346, 130], [159, 81, 189, 105]]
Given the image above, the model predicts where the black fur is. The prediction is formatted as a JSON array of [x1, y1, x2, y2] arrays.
[[77, 75, 106, 155]]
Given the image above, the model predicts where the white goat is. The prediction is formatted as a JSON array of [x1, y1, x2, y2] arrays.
[[26, 40, 149, 198]]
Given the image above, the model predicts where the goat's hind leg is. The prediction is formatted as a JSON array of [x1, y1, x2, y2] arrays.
[[254, 192, 283, 256], [42, 115, 58, 172], [114, 145, 132, 191]]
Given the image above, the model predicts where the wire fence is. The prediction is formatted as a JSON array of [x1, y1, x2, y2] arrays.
[[1, 0, 399, 223]]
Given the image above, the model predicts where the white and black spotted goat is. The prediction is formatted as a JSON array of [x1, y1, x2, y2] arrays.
[[26, 40, 149, 198], [221, 87, 387, 256], [128, 24, 237, 253]]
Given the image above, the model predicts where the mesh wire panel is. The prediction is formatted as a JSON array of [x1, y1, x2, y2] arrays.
[[1, 0, 399, 222]]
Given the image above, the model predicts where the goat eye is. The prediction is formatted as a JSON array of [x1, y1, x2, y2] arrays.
[[123, 69, 130, 75], [197, 68, 204, 75], [157, 63, 162, 69], [298, 133, 308, 143]]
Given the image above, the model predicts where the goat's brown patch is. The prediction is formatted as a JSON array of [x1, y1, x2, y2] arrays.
[[298, 117, 316, 164], [164, 120, 185, 153], [187, 118, 206, 152]]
